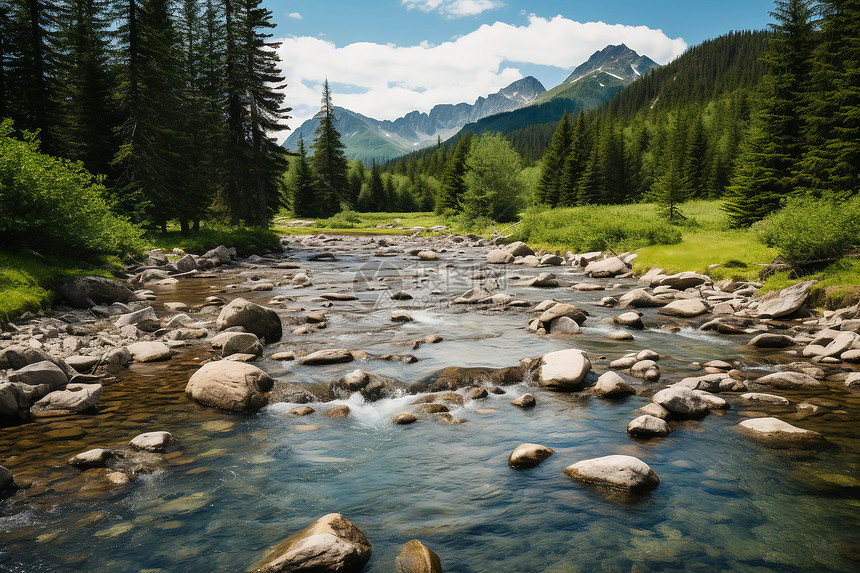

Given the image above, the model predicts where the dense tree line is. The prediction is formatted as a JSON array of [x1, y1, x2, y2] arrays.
[[0, 0, 289, 232]]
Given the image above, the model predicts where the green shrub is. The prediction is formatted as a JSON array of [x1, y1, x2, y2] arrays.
[[511, 204, 683, 252], [0, 120, 144, 259], [754, 195, 860, 267], [315, 210, 363, 229], [146, 226, 281, 257]]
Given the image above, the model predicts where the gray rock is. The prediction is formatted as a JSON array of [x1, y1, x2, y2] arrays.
[[652, 386, 709, 418], [55, 275, 133, 309], [511, 393, 535, 408], [658, 299, 708, 318], [627, 415, 670, 438], [538, 303, 587, 326], [614, 312, 643, 329], [114, 307, 160, 331], [618, 289, 666, 308], [508, 443, 555, 469], [521, 272, 558, 288], [755, 280, 816, 318], [8, 360, 68, 390], [216, 298, 282, 342], [592, 371, 635, 399], [210, 332, 263, 358], [203, 245, 232, 265], [548, 316, 580, 335], [539, 349, 591, 391], [502, 241, 534, 257], [562, 455, 659, 495], [417, 251, 438, 261], [540, 254, 564, 266], [68, 448, 119, 468], [583, 257, 628, 278], [299, 349, 354, 366], [31, 383, 102, 416], [755, 371, 825, 389], [737, 417, 826, 448], [395, 539, 443, 573], [127, 341, 173, 363], [0, 345, 77, 378], [0, 465, 14, 494], [740, 393, 790, 405], [638, 402, 669, 419], [250, 513, 372, 573], [605, 330, 635, 341], [331, 369, 405, 402], [656, 271, 710, 290], [748, 333, 795, 348], [630, 360, 660, 382], [185, 361, 273, 412], [487, 249, 515, 264], [0, 383, 23, 418], [174, 254, 198, 272], [129, 431, 176, 452]]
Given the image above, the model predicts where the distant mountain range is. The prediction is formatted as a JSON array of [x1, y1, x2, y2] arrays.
[[282, 77, 546, 162], [284, 44, 658, 162]]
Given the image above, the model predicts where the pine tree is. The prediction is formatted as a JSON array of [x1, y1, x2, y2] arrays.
[[799, 0, 860, 198], [724, 0, 816, 226], [346, 158, 365, 208], [311, 79, 348, 217], [55, 0, 116, 178], [366, 161, 385, 212], [534, 111, 572, 206], [0, 3, 11, 120], [290, 134, 317, 217], [435, 133, 473, 213], [559, 110, 590, 205], [685, 114, 709, 198]]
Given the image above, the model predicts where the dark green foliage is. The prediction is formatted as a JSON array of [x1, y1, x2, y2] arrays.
[[534, 112, 572, 206], [725, 0, 816, 227], [435, 133, 473, 213], [0, 120, 144, 258], [289, 134, 317, 217], [346, 158, 365, 207], [311, 79, 348, 217], [461, 133, 525, 222], [145, 225, 280, 257], [360, 162, 385, 212], [755, 194, 860, 266]]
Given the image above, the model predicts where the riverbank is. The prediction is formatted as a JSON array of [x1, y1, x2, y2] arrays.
[[0, 231, 858, 571]]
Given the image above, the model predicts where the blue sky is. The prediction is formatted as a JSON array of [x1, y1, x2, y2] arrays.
[[266, 0, 775, 138]]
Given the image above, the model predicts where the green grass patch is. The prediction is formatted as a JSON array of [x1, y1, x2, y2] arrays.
[[273, 211, 450, 236], [144, 226, 281, 257], [634, 230, 778, 281], [0, 251, 115, 324], [510, 203, 683, 253]]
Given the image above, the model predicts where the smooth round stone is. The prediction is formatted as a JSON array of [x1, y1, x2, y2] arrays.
[[393, 413, 417, 425], [508, 443, 555, 469], [291, 406, 315, 416], [324, 405, 351, 418], [627, 415, 671, 438], [737, 417, 826, 448], [562, 455, 660, 495], [605, 330, 634, 341]]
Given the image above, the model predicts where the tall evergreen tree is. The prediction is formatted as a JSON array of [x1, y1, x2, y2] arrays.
[[55, 0, 117, 179], [435, 133, 473, 213], [290, 133, 316, 217], [346, 158, 365, 208], [311, 79, 348, 217], [724, 0, 816, 226], [535, 111, 572, 206], [685, 114, 709, 198], [559, 110, 591, 206], [366, 161, 385, 212], [799, 0, 860, 198]]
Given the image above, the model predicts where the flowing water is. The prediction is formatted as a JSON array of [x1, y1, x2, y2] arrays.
[[1, 238, 858, 572]]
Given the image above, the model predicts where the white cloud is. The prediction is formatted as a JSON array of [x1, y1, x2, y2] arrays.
[[288, 12, 302, 20], [275, 15, 686, 142], [402, 0, 505, 18]]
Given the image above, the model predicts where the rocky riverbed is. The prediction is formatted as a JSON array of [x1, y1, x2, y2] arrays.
[[0, 233, 858, 572]]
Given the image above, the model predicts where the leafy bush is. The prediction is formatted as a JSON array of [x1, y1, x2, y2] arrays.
[[146, 226, 281, 257], [511, 204, 683, 252], [0, 120, 144, 259], [316, 210, 363, 229], [754, 195, 860, 266]]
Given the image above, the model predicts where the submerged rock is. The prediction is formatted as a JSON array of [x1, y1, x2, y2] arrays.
[[737, 417, 826, 448], [127, 341, 173, 363], [627, 415, 671, 438], [31, 383, 102, 417], [299, 349, 354, 366], [249, 513, 371, 573], [652, 386, 709, 419], [508, 443, 555, 469], [562, 455, 659, 496], [395, 539, 443, 573], [755, 371, 825, 389]]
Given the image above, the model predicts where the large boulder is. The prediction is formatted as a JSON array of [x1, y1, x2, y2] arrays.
[[216, 298, 282, 342], [127, 341, 173, 363], [0, 465, 15, 495], [737, 417, 826, 448], [618, 289, 667, 308], [55, 275, 133, 309], [562, 455, 659, 495], [8, 360, 68, 391], [538, 349, 591, 391], [0, 383, 23, 418], [658, 299, 708, 318], [652, 386, 709, 418], [627, 415, 671, 438], [185, 361, 273, 412], [210, 332, 264, 358], [508, 443, 555, 469], [583, 257, 628, 278], [502, 241, 534, 257], [114, 307, 160, 331], [655, 272, 710, 290], [755, 371, 824, 389], [395, 540, 443, 573], [250, 513, 372, 573], [486, 249, 514, 264], [592, 371, 635, 399], [754, 280, 816, 318], [538, 303, 588, 326], [0, 345, 77, 379], [31, 383, 102, 417]]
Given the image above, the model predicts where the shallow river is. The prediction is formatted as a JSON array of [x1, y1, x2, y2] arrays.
[[1, 237, 858, 572]]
